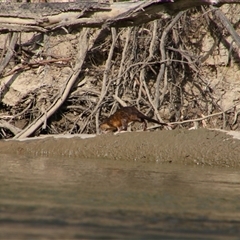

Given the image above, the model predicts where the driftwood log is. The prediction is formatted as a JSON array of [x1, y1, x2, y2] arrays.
[[0, 0, 240, 32]]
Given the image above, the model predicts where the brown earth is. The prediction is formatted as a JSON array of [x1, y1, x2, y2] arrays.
[[1, 5, 240, 139], [1, 128, 240, 168]]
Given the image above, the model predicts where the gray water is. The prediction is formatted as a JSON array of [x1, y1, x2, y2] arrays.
[[0, 154, 240, 239]]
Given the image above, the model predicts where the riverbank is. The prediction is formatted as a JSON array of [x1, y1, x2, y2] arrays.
[[1, 128, 240, 168]]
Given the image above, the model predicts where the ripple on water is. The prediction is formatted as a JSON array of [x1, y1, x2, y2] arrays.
[[0, 154, 240, 240]]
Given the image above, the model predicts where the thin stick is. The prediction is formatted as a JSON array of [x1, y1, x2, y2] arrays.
[[154, 11, 184, 108], [0, 32, 18, 76], [80, 27, 118, 133], [0, 100, 32, 120], [13, 28, 91, 139], [113, 94, 127, 107], [147, 103, 240, 130], [3, 57, 71, 77], [115, 27, 131, 97], [210, 6, 240, 49], [142, 77, 165, 124], [0, 119, 21, 135]]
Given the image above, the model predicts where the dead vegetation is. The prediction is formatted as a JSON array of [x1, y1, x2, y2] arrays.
[[0, 4, 240, 139]]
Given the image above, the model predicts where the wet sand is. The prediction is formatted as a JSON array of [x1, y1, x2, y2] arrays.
[[1, 128, 240, 168]]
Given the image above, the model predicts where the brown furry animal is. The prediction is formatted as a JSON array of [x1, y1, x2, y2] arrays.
[[99, 106, 168, 133]]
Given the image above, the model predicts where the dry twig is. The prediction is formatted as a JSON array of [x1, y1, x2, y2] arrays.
[[0, 32, 18, 76], [13, 28, 91, 139], [148, 103, 240, 130], [80, 27, 118, 134]]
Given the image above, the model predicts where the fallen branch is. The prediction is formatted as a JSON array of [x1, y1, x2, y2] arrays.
[[80, 27, 118, 134], [147, 103, 240, 130], [13, 28, 91, 139], [3, 57, 72, 77], [0, 100, 32, 120], [0, 32, 18, 76], [0, 1, 239, 33], [210, 6, 240, 49], [113, 94, 127, 107], [0, 119, 21, 135], [155, 11, 184, 107]]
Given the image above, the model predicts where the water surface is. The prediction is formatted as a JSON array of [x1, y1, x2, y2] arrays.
[[0, 154, 240, 239]]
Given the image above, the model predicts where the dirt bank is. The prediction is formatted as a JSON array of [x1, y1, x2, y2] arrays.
[[1, 129, 240, 168], [1, 6, 240, 140]]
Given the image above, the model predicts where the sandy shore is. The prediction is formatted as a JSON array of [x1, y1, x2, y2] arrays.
[[1, 128, 240, 168]]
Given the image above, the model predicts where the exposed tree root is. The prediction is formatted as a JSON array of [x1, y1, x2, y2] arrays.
[[0, 5, 240, 139]]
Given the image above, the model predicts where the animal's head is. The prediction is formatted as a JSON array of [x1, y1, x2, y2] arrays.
[[99, 122, 117, 134]]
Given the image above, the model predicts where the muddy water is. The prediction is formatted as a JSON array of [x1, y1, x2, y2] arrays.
[[0, 154, 240, 240]]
